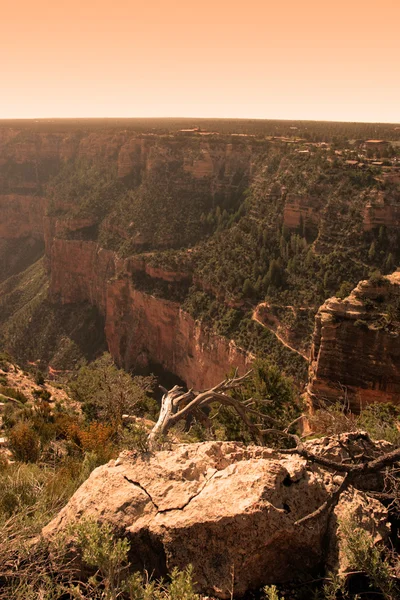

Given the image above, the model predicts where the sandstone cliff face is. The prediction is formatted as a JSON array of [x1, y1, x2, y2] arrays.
[[0, 194, 46, 239], [46, 235, 252, 388], [105, 278, 252, 388], [308, 272, 400, 411], [363, 196, 400, 231], [283, 193, 321, 230]]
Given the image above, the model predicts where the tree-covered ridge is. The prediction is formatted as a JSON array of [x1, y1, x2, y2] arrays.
[[47, 160, 124, 221], [46, 136, 257, 252], [42, 135, 400, 367], [190, 147, 400, 308]]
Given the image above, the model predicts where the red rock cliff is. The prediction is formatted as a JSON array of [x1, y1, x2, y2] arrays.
[[0, 194, 46, 239], [0, 128, 275, 386], [46, 235, 252, 388], [307, 272, 400, 412]]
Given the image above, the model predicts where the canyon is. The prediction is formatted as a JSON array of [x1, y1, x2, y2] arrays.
[[1, 121, 400, 402], [0, 126, 257, 387]]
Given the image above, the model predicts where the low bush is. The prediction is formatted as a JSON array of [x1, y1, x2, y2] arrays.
[[8, 422, 40, 463], [32, 388, 51, 402], [0, 385, 28, 403]]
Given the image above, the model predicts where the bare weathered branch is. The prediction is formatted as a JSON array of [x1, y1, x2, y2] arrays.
[[148, 371, 266, 446]]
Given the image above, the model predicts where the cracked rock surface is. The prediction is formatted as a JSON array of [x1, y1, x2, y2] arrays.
[[43, 439, 388, 598]]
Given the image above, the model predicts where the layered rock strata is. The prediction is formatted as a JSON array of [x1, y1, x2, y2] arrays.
[[308, 272, 400, 411], [46, 235, 252, 388], [0, 128, 255, 386]]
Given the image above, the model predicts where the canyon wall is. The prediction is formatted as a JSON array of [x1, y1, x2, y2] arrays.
[[0, 127, 254, 387], [307, 272, 400, 412], [283, 193, 321, 230], [46, 233, 252, 388]]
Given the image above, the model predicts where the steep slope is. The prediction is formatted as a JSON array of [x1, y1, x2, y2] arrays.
[[0, 257, 106, 369]]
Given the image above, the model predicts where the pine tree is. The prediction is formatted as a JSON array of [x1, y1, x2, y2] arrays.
[[368, 241, 376, 260]]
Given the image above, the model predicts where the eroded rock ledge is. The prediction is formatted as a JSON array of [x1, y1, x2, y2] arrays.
[[308, 271, 400, 411]]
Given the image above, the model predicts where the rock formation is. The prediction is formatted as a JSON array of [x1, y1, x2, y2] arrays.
[[283, 193, 320, 230], [43, 436, 388, 598], [2, 123, 400, 392], [0, 127, 256, 386], [42, 226, 253, 387], [308, 272, 400, 411]]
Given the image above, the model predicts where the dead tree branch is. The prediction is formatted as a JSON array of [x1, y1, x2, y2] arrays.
[[147, 370, 281, 446], [147, 377, 400, 531]]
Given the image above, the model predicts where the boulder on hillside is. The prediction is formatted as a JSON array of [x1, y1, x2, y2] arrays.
[[44, 436, 388, 598]]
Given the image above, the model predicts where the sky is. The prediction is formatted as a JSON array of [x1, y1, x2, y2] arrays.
[[1, 0, 399, 122]]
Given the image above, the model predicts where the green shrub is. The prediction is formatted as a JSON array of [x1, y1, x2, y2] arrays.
[[354, 319, 369, 329], [264, 585, 285, 600], [121, 423, 150, 453], [0, 385, 28, 403], [358, 403, 400, 446], [0, 465, 38, 518], [341, 518, 397, 600], [69, 353, 157, 423], [70, 518, 130, 599], [369, 270, 388, 286], [33, 388, 51, 402], [336, 281, 354, 299], [34, 371, 45, 386]]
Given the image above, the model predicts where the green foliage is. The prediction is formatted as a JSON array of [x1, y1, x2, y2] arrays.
[[335, 281, 354, 299], [310, 402, 400, 445], [341, 518, 397, 600], [65, 519, 200, 600], [165, 566, 200, 600], [71, 518, 130, 599], [320, 573, 348, 600], [121, 422, 150, 453], [33, 388, 51, 402], [35, 371, 45, 386], [0, 257, 106, 369], [0, 351, 13, 369], [213, 359, 301, 444], [264, 585, 285, 600], [0, 385, 28, 403], [358, 403, 400, 446], [69, 352, 157, 423], [48, 160, 124, 222], [369, 269, 387, 286]]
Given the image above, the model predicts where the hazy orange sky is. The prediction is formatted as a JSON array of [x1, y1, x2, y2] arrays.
[[2, 0, 399, 122]]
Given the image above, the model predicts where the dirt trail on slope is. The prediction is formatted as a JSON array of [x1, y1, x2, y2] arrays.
[[252, 304, 310, 361]]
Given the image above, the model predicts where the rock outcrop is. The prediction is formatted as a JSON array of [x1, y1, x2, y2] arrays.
[[44, 436, 388, 598], [308, 272, 400, 411], [363, 189, 400, 231], [283, 193, 320, 230]]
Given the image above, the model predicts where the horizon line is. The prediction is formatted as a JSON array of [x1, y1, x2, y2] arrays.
[[0, 116, 399, 126]]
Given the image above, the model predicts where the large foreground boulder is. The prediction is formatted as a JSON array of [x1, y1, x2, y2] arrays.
[[44, 437, 388, 598]]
